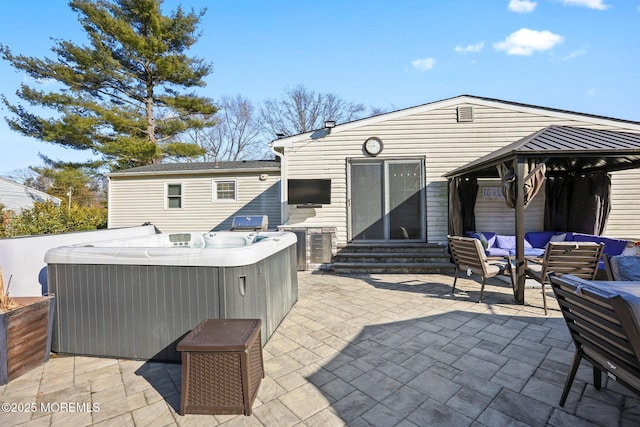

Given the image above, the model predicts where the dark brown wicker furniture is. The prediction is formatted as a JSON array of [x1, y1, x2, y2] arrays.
[[526, 241, 604, 315], [447, 235, 509, 303], [549, 274, 640, 406], [177, 319, 264, 416]]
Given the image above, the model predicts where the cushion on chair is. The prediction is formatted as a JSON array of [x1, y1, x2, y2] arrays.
[[571, 233, 628, 257], [496, 235, 515, 249], [484, 263, 503, 276], [508, 248, 545, 257], [526, 263, 543, 281], [467, 236, 488, 261], [466, 232, 497, 248], [485, 247, 510, 257], [612, 256, 640, 281], [550, 233, 567, 242], [478, 233, 489, 249], [496, 235, 533, 250], [525, 231, 556, 249], [484, 232, 497, 248]]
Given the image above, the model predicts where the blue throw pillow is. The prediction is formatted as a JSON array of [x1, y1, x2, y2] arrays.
[[525, 231, 556, 248], [496, 235, 516, 250]]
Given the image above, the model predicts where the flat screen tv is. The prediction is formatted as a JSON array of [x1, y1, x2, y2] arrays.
[[287, 179, 331, 205]]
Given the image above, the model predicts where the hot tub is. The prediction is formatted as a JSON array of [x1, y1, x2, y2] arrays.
[[45, 231, 298, 361]]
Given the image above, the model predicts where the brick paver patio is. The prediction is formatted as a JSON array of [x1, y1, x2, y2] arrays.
[[0, 271, 638, 426]]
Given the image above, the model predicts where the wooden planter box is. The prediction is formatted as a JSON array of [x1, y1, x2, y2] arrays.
[[0, 294, 55, 385]]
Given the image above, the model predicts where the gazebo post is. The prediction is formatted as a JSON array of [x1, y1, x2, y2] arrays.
[[514, 158, 526, 304]]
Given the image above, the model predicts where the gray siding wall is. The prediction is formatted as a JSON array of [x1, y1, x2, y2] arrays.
[[108, 171, 281, 233], [474, 178, 546, 235], [281, 100, 640, 244], [0, 177, 60, 211]]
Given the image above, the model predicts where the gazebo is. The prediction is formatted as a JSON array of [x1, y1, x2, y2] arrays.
[[444, 125, 640, 305]]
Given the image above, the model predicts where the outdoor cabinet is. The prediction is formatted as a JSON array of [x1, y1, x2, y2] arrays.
[[178, 318, 264, 416], [309, 233, 332, 264]]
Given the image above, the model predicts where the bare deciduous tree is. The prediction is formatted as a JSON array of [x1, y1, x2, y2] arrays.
[[260, 85, 366, 137], [189, 94, 269, 162], [184, 87, 381, 161]]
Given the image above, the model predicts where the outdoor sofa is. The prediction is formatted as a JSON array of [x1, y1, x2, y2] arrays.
[[466, 231, 631, 271]]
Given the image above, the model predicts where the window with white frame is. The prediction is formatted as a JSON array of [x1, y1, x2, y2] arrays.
[[166, 183, 182, 208], [213, 179, 236, 201]]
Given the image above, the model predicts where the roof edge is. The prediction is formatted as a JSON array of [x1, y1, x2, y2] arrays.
[[271, 95, 640, 147], [0, 176, 62, 203], [108, 166, 281, 178]]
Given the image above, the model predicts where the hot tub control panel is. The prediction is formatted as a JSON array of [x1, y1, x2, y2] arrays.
[[169, 233, 200, 247]]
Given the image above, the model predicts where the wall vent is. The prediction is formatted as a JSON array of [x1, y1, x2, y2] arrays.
[[457, 106, 474, 123]]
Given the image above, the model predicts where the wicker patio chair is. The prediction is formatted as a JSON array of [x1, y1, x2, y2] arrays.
[[526, 241, 604, 315], [447, 235, 507, 303], [549, 273, 640, 406]]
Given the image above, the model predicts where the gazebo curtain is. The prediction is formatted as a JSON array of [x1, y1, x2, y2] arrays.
[[497, 160, 546, 209], [450, 168, 612, 237], [544, 172, 611, 235], [448, 177, 479, 236]]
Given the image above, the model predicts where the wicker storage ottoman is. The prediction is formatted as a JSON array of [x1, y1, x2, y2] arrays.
[[177, 319, 264, 416]]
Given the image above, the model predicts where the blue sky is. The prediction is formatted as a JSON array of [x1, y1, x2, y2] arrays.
[[0, 0, 639, 177]]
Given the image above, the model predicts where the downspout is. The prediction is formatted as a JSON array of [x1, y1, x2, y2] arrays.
[[270, 142, 287, 226]]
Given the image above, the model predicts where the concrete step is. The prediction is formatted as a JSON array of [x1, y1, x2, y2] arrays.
[[338, 243, 446, 254], [332, 252, 452, 264], [331, 261, 455, 274], [331, 242, 453, 273]]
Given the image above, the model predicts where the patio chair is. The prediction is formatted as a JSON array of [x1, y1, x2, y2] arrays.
[[526, 241, 604, 315], [549, 273, 640, 407], [447, 235, 508, 303]]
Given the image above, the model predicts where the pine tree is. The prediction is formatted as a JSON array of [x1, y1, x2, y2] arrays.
[[0, 0, 217, 171]]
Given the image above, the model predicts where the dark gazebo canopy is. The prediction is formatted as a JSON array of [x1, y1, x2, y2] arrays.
[[445, 125, 640, 180], [443, 125, 640, 305]]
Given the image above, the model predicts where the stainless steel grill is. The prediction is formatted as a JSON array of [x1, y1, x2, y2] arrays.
[[230, 215, 268, 231]]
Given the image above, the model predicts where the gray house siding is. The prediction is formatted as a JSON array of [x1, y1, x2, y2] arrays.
[[0, 176, 61, 212], [273, 96, 640, 245], [108, 164, 281, 233]]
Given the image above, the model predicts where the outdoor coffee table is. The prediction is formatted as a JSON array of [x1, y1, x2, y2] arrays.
[[177, 318, 264, 416]]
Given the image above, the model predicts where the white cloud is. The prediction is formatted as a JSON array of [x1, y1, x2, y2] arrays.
[[586, 88, 598, 96], [562, 0, 610, 10], [509, 0, 537, 13], [455, 42, 485, 54], [411, 58, 436, 71], [494, 28, 564, 55], [562, 46, 588, 60]]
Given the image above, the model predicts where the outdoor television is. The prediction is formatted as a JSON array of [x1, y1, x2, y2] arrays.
[[287, 179, 331, 205]]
